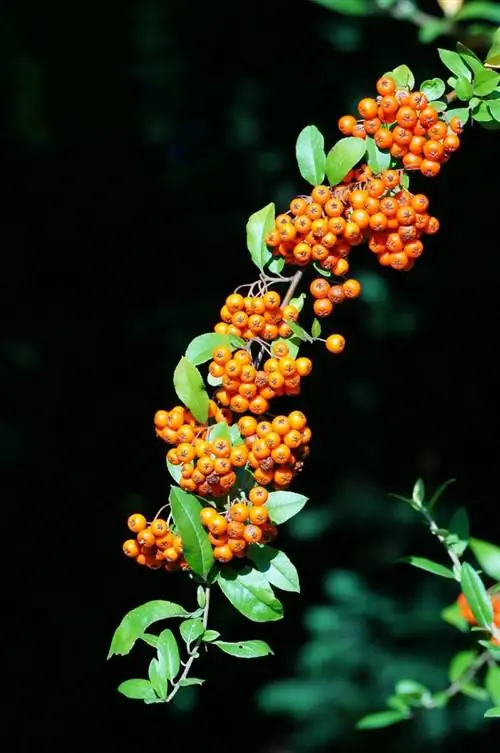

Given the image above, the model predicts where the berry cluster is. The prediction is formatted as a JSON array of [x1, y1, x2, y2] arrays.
[[200, 487, 278, 564], [339, 75, 462, 176], [122, 514, 189, 572], [211, 343, 312, 415], [213, 291, 300, 343], [457, 591, 500, 646]]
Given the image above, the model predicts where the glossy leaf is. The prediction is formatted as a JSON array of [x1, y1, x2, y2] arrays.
[[266, 490, 308, 524], [296, 125, 326, 185], [185, 333, 243, 366], [469, 537, 500, 580], [179, 677, 205, 687], [217, 566, 284, 622], [460, 562, 494, 628], [169, 487, 214, 578], [311, 0, 369, 15], [473, 100, 496, 123], [208, 421, 231, 444], [365, 136, 391, 174], [455, 2, 500, 23], [202, 629, 220, 642], [418, 19, 448, 44], [246, 203, 275, 271], [449, 650, 477, 681], [118, 679, 157, 700], [479, 640, 500, 660], [391, 64, 415, 89], [180, 618, 205, 645], [356, 710, 408, 730], [473, 68, 500, 95], [166, 457, 182, 483], [247, 544, 300, 592], [438, 48, 473, 80], [108, 600, 188, 658], [488, 99, 500, 122], [325, 137, 367, 186], [484, 706, 500, 717], [286, 320, 310, 342], [457, 42, 485, 75], [213, 640, 274, 658], [139, 633, 160, 649], [197, 586, 206, 609], [289, 293, 306, 312], [148, 658, 167, 698], [400, 556, 454, 579], [268, 257, 285, 274], [420, 78, 446, 100], [485, 26, 500, 68], [157, 628, 180, 681], [486, 663, 500, 705], [173, 356, 209, 423], [311, 318, 322, 338], [455, 75, 474, 100], [228, 423, 244, 445], [445, 106, 471, 124]]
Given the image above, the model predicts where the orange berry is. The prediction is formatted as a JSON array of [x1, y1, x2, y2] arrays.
[[127, 513, 147, 533], [325, 334, 345, 354], [226, 293, 245, 313], [228, 538, 247, 554], [137, 528, 156, 548], [249, 506, 269, 526], [295, 357, 312, 376], [123, 539, 140, 558], [358, 97, 378, 120], [213, 544, 233, 563], [313, 298, 333, 317], [338, 115, 357, 135], [208, 514, 227, 536], [248, 486, 269, 505], [376, 76, 396, 96], [244, 524, 263, 543], [342, 279, 361, 299], [229, 502, 250, 523], [288, 410, 307, 431], [150, 518, 169, 537]]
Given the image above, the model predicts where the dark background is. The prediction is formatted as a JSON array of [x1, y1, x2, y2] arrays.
[[2, 0, 499, 751]]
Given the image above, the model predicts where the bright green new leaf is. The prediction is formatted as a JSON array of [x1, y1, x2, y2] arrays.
[[395, 680, 430, 705], [246, 203, 275, 271], [197, 585, 206, 608], [386, 695, 409, 713], [169, 487, 214, 578], [486, 663, 500, 705], [441, 601, 469, 631], [400, 556, 454, 579], [118, 679, 157, 700], [268, 257, 285, 274], [247, 544, 300, 592], [456, 42, 485, 75], [460, 562, 494, 628], [484, 706, 500, 717], [296, 125, 326, 185], [469, 538, 500, 580], [365, 136, 391, 174], [488, 99, 500, 122], [449, 650, 477, 682], [456, 2, 500, 23], [412, 478, 425, 506], [311, 318, 322, 338], [286, 320, 310, 342], [429, 100, 448, 112], [420, 78, 446, 100], [108, 600, 189, 658], [180, 618, 205, 645], [428, 478, 456, 511], [213, 640, 274, 658], [455, 75, 474, 100], [312, 263, 331, 277], [311, 0, 369, 15], [485, 26, 500, 68], [391, 64, 415, 89], [202, 629, 220, 642], [228, 423, 244, 445], [157, 628, 180, 681], [266, 490, 308, 524], [148, 658, 167, 698], [173, 356, 209, 423], [356, 710, 408, 730], [179, 677, 205, 687], [217, 566, 284, 622], [473, 100, 495, 123], [438, 48, 473, 81], [325, 137, 367, 186], [289, 293, 306, 312], [208, 421, 231, 444], [473, 68, 500, 95], [185, 333, 243, 366]]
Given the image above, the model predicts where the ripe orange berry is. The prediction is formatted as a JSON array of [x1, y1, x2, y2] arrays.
[[271, 443, 292, 465], [288, 410, 307, 431], [326, 334, 345, 354], [208, 514, 227, 536], [244, 524, 263, 543], [249, 506, 269, 526], [449, 116, 464, 134], [313, 298, 333, 317], [376, 76, 396, 96], [127, 513, 147, 533], [213, 544, 233, 563], [338, 115, 357, 135], [358, 98, 378, 120], [328, 285, 345, 305], [295, 357, 313, 376], [342, 279, 361, 299], [229, 502, 250, 523], [228, 538, 247, 554], [226, 293, 245, 313], [226, 520, 245, 539], [420, 159, 441, 177], [249, 485, 269, 505], [310, 278, 331, 299], [154, 410, 169, 429], [457, 592, 476, 624], [137, 528, 156, 548], [123, 539, 140, 558], [150, 518, 168, 537]]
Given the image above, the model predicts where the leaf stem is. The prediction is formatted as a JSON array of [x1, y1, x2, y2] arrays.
[[419, 505, 462, 578], [165, 585, 211, 703]]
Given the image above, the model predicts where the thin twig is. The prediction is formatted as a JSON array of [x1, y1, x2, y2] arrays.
[[427, 650, 490, 708], [419, 505, 462, 577], [254, 269, 304, 369]]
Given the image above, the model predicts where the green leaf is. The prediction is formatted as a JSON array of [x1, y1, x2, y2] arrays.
[[208, 421, 232, 444], [460, 562, 494, 628], [386, 695, 410, 713], [185, 333, 243, 366], [213, 640, 274, 658], [400, 556, 454, 579], [325, 137, 367, 186], [217, 566, 284, 622], [391, 64, 415, 89], [455, 75, 474, 100], [428, 478, 456, 511], [202, 629, 220, 642], [228, 423, 244, 445], [311, 0, 369, 15], [473, 68, 500, 95], [484, 706, 500, 717], [445, 105, 471, 124], [268, 257, 285, 274], [479, 640, 500, 660], [312, 263, 332, 277], [418, 19, 448, 44], [485, 26, 500, 68], [296, 125, 326, 185], [449, 650, 477, 681], [395, 679, 429, 697], [469, 538, 500, 580], [286, 320, 310, 342], [488, 99, 500, 121], [456, 3, 500, 23], [441, 601, 469, 631], [247, 544, 300, 592], [439, 48, 473, 80], [266, 490, 308, 524], [311, 318, 322, 338], [166, 457, 182, 483], [289, 292, 306, 312], [207, 373, 222, 387], [139, 633, 160, 649], [169, 487, 214, 578], [457, 42, 486, 75], [148, 658, 167, 698], [428, 99, 448, 112], [461, 682, 490, 701], [420, 78, 446, 100], [179, 618, 205, 645], [197, 586, 206, 609], [486, 663, 500, 705], [246, 203, 275, 272], [173, 357, 209, 424], [365, 136, 391, 174], [156, 628, 180, 681], [356, 710, 408, 730], [118, 679, 157, 700], [446, 507, 469, 557], [179, 677, 205, 687], [412, 478, 425, 507], [108, 600, 189, 658]]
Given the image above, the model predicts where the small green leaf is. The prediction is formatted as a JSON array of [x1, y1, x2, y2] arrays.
[[485, 26, 500, 68], [213, 640, 274, 658], [473, 68, 500, 95], [420, 78, 446, 100], [179, 677, 205, 687], [412, 478, 425, 506], [156, 628, 180, 681], [197, 586, 206, 609], [439, 48, 473, 80], [461, 682, 490, 701], [185, 333, 243, 366], [208, 421, 232, 444], [266, 490, 308, 524], [460, 562, 494, 628], [469, 538, 500, 580], [455, 2, 500, 24], [449, 650, 477, 682], [173, 356, 209, 424], [478, 640, 500, 660], [441, 601, 469, 631], [446, 507, 469, 557], [455, 75, 474, 100], [217, 566, 284, 622], [487, 99, 500, 122], [311, 0, 369, 16], [428, 478, 456, 511], [296, 125, 326, 185], [180, 618, 205, 645], [486, 663, 500, 705], [400, 172, 410, 189], [148, 658, 167, 698], [356, 710, 408, 730], [457, 42, 485, 75], [365, 136, 391, 174], [391, 64, 415, 89], [445, 106, 471, 124], [166, 458, 182, 483], [386, 695, 409, 712], [431, 692, 450, 708], [202, 629, 220, 642], [108, 600, 189, 658], [207, 373, 222, 387], [286, 320, 310, 342], [118, 679, 157, 700], [429, 100, 448, 112], [228, 423, 244, 445], [289, 293, 306, 312], [169, 487, 214, 578], [247, 544, 300, 592], [311, 318, 322, 338], [325, 137, 367, 186], [246, 203, 275, 271], [484, 706, 500, 717], [312, 263, 332, 277], [268, 257, 285, 274], [395, 679, 429, 697], [400, 556, 454, 579]]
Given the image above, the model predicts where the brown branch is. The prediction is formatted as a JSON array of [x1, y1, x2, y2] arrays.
[[255, 269, 304, 369]]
